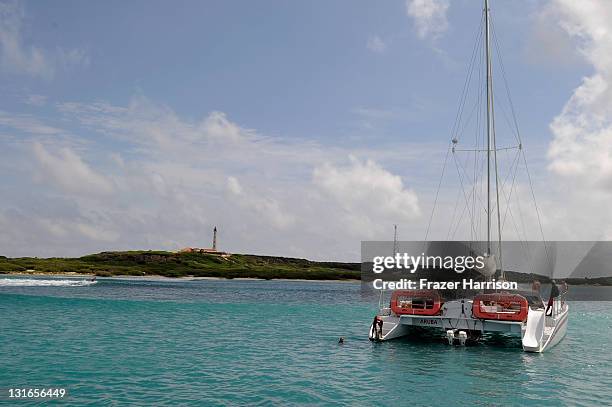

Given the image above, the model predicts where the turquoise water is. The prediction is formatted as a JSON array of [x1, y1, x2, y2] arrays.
[[0, 277, 610, 406]]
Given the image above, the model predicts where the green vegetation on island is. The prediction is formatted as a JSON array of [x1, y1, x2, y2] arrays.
[[1, 251, 610, 284], [0, 251, 361, 280]]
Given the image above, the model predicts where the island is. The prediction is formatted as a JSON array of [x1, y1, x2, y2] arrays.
[[1, 251, 611, 284], [0, 251, 361, 280]]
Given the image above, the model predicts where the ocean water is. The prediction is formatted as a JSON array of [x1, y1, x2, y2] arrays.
[[0, 277, 610, 406]]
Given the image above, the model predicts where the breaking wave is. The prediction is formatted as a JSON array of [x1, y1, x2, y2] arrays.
[[0, 278, 97, 287]]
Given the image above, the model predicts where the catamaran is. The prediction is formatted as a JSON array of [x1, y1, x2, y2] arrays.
[[368, 0, 569, 352]]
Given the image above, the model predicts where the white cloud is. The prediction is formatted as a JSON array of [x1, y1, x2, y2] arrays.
[[31, 142, 115, 197], [6, 86, 589, 257], [546, 1, 612, 187], [537, 0, 612, 240], [0, 110, 62, 134], [366, 35, 387, 53], [313, 157, 420, 237], [524, 3, 580, 67], [0, 96, 431, 259], [0, 0, 51, 77], [226, 175, 295, 229], [8, 0, 611, 257], [0, 0, 88, 78], [406, 0, 450, 40], [227, 176, 243, 195]]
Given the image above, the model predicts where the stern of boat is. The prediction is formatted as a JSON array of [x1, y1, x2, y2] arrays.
[[368, 311, 407, 342], [522, 298, 569, 353]]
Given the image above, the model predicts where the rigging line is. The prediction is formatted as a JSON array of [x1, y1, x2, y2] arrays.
[[446, 156, 467, 241], [492, 87, 521, 140], [444, 191, 467, 243], [426, 12, 483, 243], [459, 14, 485, 134], [446, 186, 464, 241], [451, 14, 485, 141], [459, 146, 479, 241], [476, 104, 488, 243], [490, 17, 520, 141], [510, 161, 536, 275], [502, 191, 524, 243], [499, 153, 525, 243], [453, 146, 520, 152], [490, 22, 521, 143], [490, 15, 522, 145], [452, 152, 478, 239], [472, 42, 484, 244], [490, 68, 521, 142], [521, 148, 551, 265], [489, 51, 505, 276], [491, 13, 549, 270], [491, 143, 521, 215], [479, 29, 488, 242], [457, 52, 487, 140], [478, 117, 523, 218], [471, 123, 479, 243], [513, 157, 531, 242], [493, 80, 521, 141], [469, 46, 486, 244], [424, 144, 452, 241], [504, 204, 536, 276], [454, 146, 489, 220], [500, 149, 521, 230], [480, 148, 488, 240], [457, 93, 485, 141], [504, 198, 537, 276], [484, 0, 492, 255], [496, 150, 536, 275], [485, 142, 519, 228], [450, 192, 470, 240], [470, 17, 487, 247], [475, 150, 485, 242], [451, 160, 482, 242]]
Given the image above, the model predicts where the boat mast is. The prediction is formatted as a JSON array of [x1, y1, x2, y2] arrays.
[[484, 0, 504, 278], [393, 224, 398, 256], [484, 0, 492, 256]]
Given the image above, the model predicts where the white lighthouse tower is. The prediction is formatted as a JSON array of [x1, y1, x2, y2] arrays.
[[212, 226, 217, 251]]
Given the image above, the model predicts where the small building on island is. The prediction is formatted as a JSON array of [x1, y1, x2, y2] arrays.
[[179, 226, 228, 255]]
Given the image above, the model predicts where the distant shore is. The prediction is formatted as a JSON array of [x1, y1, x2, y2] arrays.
[[1, 271, 360, 284], [0, 251, 361, 281], [1, 251, 610, 285]]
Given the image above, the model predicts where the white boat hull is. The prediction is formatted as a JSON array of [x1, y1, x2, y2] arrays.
[[369, 298, 569, 353], [522, 302, 569, 352]]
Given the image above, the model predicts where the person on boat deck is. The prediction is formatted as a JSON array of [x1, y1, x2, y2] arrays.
[[560, 280, 568, 304], [545, 280, 560, 316], [371, 316, 383, 340]]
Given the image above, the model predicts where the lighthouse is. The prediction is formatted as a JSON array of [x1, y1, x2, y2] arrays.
[[178, 226, 224, 254], [212, 226, 217, 251]]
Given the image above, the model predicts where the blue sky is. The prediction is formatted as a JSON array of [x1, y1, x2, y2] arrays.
[[0, 0, 609, 260], [4, 0, 583, 144]]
